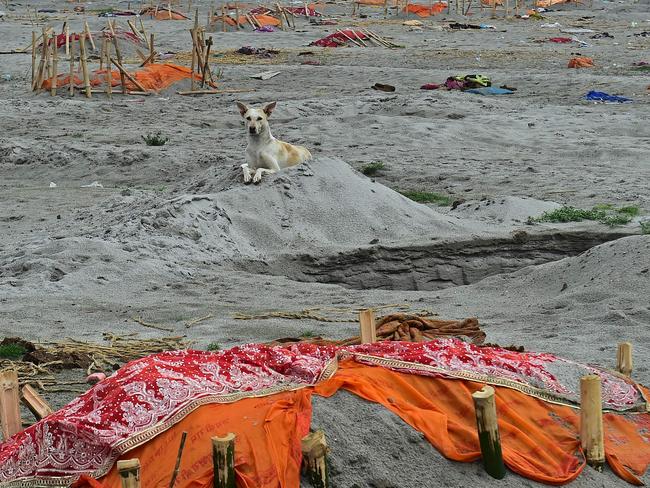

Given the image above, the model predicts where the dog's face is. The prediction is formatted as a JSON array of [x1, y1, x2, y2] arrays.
[[236, 101, 276, 136]]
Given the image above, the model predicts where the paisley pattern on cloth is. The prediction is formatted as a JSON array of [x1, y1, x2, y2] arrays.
[[0, 339, 646, 487]]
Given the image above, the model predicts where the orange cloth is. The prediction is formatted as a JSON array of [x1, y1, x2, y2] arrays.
[[568, 56, 594, 68], [91, 390, 311, 488], [404, 2, 446, 16], [41, 64, 202, 91], [252, 14, 281, 26], [314, 360, 650, 486]]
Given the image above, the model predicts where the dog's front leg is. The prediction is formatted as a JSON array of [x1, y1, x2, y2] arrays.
[[241, 163, 252, 184], [252, 168, 276, 184], [253, 156, 281, 184]]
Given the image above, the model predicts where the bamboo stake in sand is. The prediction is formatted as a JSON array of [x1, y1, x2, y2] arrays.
[[617, 342, 633, 377], [31, 31, 36, 86], [169, 432, 188, 488], [472, 386, 506, 479], [117, 459, 141, 488], [79, 35, 91, 98], [301, 431, 329, 488], [106, 41, 112, 99], [222, 6, 227, 32], [580, 375, 605, 470], [51, 39, 58, 96], [84, 21, 96, 51], [190, 29, 197, 91], [69, 38, 75, 96], [212, 434, 236, 488], [34, 29, 49, 92], [0, 370, 22, 439], [359, 309, 376, 343], [111, 35, 127, 94], [110, 58, 148, 93], [20, 385, 53, 420], [201, 36, 213, 88], [65, 24, 70, 56]]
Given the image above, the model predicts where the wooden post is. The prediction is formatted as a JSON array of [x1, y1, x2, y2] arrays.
[[65, 24, 70, 56], [79, 35, 92, 98], [580, 375, 605, 470], [149, 33, 155, 59], [222, 6, 226, 32], [31, 31, 37, 86], [112, 35, 127, 94], [301, 431, 328, 488], [492, 0, 496, 18], [472, 386, 506, 479], [617, 342, 633, 377], [21, 384, 53, 420], [190, 29, 197, 90], [106, 41, 112, 99], [169, 431, 188, 488], [212, 433, 236, 488], [117, 459, 141, 488], [201, 36, 213, 88], [359, 309, 376, 343], [235, 3, 240, 29], [84, 21, 96, 51], [0, 371, 22, 439]]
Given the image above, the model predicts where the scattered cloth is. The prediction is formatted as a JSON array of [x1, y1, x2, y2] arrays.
[[549, 36, 573, 43], [236, 46, 279, 57], [139, 6, 190, 20], [283, 5, 322, 16], [420, 82, 441, 90], [466, 86, 513, 95], [583, 90, 632, 103], [591, 31, 614, 39], [404, 2, 446, 17], [449, 22, 482, 29], [568, 56, 594, 68], [255, 25, 275, 32], [98, 10, 136, 17], [309, 30, 369, 47], [541, 22, 561, 28], [371, 83, 395, 92]]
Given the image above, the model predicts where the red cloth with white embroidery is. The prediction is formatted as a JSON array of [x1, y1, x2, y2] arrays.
[[0, 339, 646, 486]]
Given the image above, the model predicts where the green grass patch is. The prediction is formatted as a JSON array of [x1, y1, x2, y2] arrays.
[[206, 342, 220, 351], [399, 190, 452, 206], [300, 330, 316, 338], [0, 343, 27, 360], [640, 221, 650, 235], [532, 205, 641, 227], [361, 162, 385, 176], [142, 132, 169, 146]]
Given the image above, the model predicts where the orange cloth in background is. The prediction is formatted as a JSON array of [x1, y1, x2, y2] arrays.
[[252, 14, 282, 26], [568, 56, 594, 68], [94, 390, 311, 488], [314, 360, 650, 486], [404, 2, 447, 16]]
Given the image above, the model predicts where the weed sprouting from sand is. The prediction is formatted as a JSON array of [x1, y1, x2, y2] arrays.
[[640, 221, 650, 235], [300, 330, 316, 338], [142, 132, 169, 146], [0, 344, 27, 359], [532, 205, 640, 227], [206, 342, 220, 351], [361, 162, 385, 176], [399, 190, 452, 206]]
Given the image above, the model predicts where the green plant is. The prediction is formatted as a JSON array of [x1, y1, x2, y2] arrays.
[[532, 205, 640, 227], [206, 342, 220, 351], [142, 132, 169, 146], [300, 330, 316, 338], [640, 221, 650, 235], [361, 162, 385, 176], [0, 343, 27, 359], [399, 190, 452, 206]]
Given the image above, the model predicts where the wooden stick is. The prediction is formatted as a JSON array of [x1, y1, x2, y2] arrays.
[[235, 3, 240, 29], [0, 370, 22, 439], [117, 459, 141, 488], [69, 37, 75, 96], [127, 20, 146, 43], [201, 36, 213, 88], [65, 24, 70, 56], [301, 431, 329, 488], [336, 29, 362, 47], [472, 386, 506, 479], [212, 433, 236, 488], [492, 0, 496, 18], [110, 57, 148, 93], [617, 342, 633, 377], [84, 21, 96, 51], [31, 32, 37, 86], [79, 35, 91, 98], [169, 431, 188, 488], [359, 309, 376, 343], [190, 29, 197, 91], [176, 88, 255, 95], [51, 38, 58, 96], [106, 41, 112, 99], [34, 29, 49, 91], [222, 6, 227, 32], [111, 35, 127, 94], [139, 17, 148, 42], [149, 33, 155, 59], [580, 375, 605, 470], [21, 385, 53, 420], [350, 30, 367, 47]]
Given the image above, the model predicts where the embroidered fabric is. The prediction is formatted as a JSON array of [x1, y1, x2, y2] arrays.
[[0, 339, 645, 487]]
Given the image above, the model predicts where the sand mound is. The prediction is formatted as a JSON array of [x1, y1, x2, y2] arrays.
[[448, 196, 561, 225]]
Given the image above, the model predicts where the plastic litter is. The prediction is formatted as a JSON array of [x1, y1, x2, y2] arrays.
[[583, 91, 632, 103]]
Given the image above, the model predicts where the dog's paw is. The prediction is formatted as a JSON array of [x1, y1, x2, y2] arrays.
[[243, 172, 252, 184], [252, 173, 262, 184]]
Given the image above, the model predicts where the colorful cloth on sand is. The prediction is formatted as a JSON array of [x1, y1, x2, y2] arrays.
[[584, 90, 632, 103], [310, 30, 369, 47], [0, 339, 646, 486]]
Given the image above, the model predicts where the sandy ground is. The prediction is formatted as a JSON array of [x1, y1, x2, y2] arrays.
[[1, 0, 649, 486]]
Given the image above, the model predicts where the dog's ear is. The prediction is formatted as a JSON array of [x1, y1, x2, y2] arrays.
[[263, 101, 277, 117], [236, 101, 249, 117]]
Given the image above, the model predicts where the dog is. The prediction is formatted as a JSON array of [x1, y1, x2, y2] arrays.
[[236, 101, 312, 184]]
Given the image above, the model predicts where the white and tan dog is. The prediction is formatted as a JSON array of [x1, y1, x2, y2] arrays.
[[236, 101, 312, 184]]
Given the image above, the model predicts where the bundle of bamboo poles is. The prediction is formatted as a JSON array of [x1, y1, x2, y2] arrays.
[[189, 12, 217, 93], [30, 20, 151, 98]]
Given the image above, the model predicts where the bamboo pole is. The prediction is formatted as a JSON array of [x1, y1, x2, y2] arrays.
[[580, 375, 605, 470], [31, 31, 36, 86], [106, 41, 112, 99], [169, 431, 188, 488], [84, 21, 96, 51], [65, 24, 70, 56], [79, 35, 91, 98], [34, 29, 49, 91], [21, 385, 53, 420], [0, 370, 22, 439], [51, 39, 58, 96], [235, 3, 240, 29], [190, 29, 197, 91], [617, 342, 633, 377], [110, 58, 148, 92], [212, 433, 236, 488], [111, 35, 127, 94], [359, 309, 376, 343], [117, 459, 141, 488], [301, 431, 329, 488], [99, 37, 105, 71], [69, 37, 75, 96], [222, 6, 227, 32], [472, 386, 506, 479], [149, 33, 155, 60], [201, 36, 213, 88]]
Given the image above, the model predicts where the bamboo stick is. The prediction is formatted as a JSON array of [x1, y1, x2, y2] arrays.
[[106, 41, 112, 99], [201, 36, 213, 88], [212, 434, 236, 488], [580, 375, 605, 470], [617, 342, 633, 377], [34, 29, 49, 91], [51, 39, 58, 96], [117, 459, 141, 488], [79, 35, 91, 98], [222, 6, 227, 32], [84, 21, 96, 51], [472, 386, 506, 479], [359, 309, 376, 343], [149, 33, 155, 59], [111, 35, 127, 94], [65, 24, 70, 56], [20, 385, 53, 420], [31, 31, 36, 86], [69, 37, 75, 96], [110, 57, 148, 93], [169, 432, 188, 488], [190, 29, 197, 91], [235, 3, 240, 29]]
